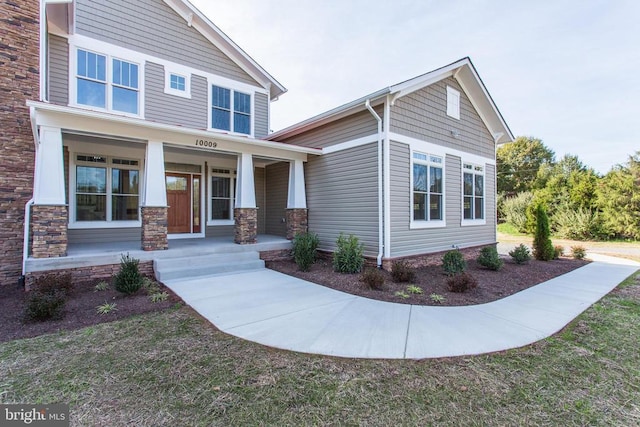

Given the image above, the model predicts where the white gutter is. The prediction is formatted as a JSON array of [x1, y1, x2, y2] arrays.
[[22, 198, 34, 279], [39, 0, 47, 102], [383, 97, 391, 259], [365, 99, 384, 268]]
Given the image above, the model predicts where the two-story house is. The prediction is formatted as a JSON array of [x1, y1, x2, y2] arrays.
[[0, 0, 512, 286]]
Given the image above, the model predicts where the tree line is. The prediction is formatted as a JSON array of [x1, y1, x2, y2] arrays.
[[497, 136, 640, 241]]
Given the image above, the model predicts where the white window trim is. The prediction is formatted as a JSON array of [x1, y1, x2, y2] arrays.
[[207, 167, 237, 226], [164, 68, 192, 99], [208, 80, 255, 138], [410, 151, 446, 230], [446, 86, 460, 120], [69, 151, 143, 229], [461, 160, 487, 227], [69, 45, 144, 119]]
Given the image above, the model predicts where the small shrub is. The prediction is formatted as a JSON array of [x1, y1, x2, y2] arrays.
[[32, 272, 73, 297], [509, 244, 531, 264], [24, 291, 66, 322], [94, 281, 109, 292], [406, 285, 423, 295], [96, 302, 118, 315], [114, 253, 143, 295], [533, 205, 555, 261], [360, 268, 385, 290], [394, 291, 409, 299], [442, 250, 466, 276], [554, 245, 565, 259], [333, 233, 364, 273], [292, 232, 320, 272], [149, 291, 169, 303], [430, 293, 446, 304], [391, 260, 416, 283], [447, 273, 478, 293], [477, 247, 504, 271], [571, 245, 587, 260]]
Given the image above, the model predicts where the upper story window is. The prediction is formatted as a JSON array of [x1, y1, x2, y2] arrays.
[[413, 152, 444, 223], [446, 86, 460, 120], [170, 74, 186, 91], [211, 85, 251, 135], [463, 163, 484, 221], [75, 48, 140, 115], [165, 70, 191, 98]]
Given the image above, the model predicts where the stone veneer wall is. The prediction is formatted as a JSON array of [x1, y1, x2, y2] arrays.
[[141, 206, 169, 251], [31, 205, 68, 258], [0, 0, 40, 284], [25, 261, 154, 290], [285, 208, 308, 240], [234, 208, 257, 244]]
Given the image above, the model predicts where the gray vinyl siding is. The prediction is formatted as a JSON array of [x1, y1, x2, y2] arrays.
[[254, 92, 269, 138], [75, 0, 259, 86], [265, 162, 288, 237], [205, 225, 234, 238], [255, 167, 266, 234], [48, 34, 68, 105], [306, 143, 379, 256], [279, 107, 382, 148], [68, 228, 141, 244], [145, 62, 208, 129], [389, 141, 496, 257], [390, 77, 494, 158]]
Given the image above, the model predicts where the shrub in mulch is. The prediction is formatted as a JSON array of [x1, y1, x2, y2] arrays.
[[509, 244, 531, 264], [391, 260, 416, 283], [360, 268, 385, 290], [442, 250, 467, 276], [477, 247, 504, 271], [114, 253, 144, 295], [24, 273, 74, 322], [447, 273, 478, 293]]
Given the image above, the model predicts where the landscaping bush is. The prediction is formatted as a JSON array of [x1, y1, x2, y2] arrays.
[[333, 233, 364, 273], [552, 205, 605, 240], [114, 253, 143, 295], [571, 245, 587, 260], [477, 247, 503, 271], [533, 205, 555, 261], [502, 191, 534, 233], [509, 244, 531, 264], [292, 232, 320, 271], [442, 250, 466, 276], [391, 260, 416, 283], [32, 272, 74, 296], [24, 291, 66, 322], [447, 273, 478, 293], [554, 245, 565, 259], [360, 268, 385, 290]]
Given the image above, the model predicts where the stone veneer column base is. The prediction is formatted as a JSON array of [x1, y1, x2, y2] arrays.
[[141, 206, 168, 251], [31, 205, 68, 258], [234, 208, 257, 244], [286, 208, 308, 240]]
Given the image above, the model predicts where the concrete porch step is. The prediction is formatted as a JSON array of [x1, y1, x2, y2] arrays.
[[154, 251, 265, 282]]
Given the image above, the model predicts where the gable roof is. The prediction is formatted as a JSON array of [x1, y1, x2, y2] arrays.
[[267, 57, 513, 144], [163, 0, 286, 100]]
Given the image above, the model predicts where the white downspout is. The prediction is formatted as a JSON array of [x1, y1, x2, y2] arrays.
[[365, 99, 384, 268], [22, 106, 40, 281]]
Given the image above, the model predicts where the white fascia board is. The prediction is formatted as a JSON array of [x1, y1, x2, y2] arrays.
[[163, 0, 286, 100], [27, 101, 320, 161], [267, 89, 389, 140]]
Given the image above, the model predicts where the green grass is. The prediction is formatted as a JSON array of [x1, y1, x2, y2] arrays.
[[497, 222, 528, 236], [1, 274, 640, 426]]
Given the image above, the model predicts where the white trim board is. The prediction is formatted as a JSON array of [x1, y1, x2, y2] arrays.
[[321, 135, 379, 154], [389, 132, 496, 166]]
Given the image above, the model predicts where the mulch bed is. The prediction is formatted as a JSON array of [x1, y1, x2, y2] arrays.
[[266, 257, 590, 306], [0, 279, 180, 343]]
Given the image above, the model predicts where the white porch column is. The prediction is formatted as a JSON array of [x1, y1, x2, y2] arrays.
[[33, 126, 65, 205], [235, 153, 256, 208], [142, 141, 167, 207], [287, 159, 307, 209]]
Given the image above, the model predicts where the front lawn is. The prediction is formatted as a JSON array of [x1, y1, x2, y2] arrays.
[[1, 272, 639, 426]]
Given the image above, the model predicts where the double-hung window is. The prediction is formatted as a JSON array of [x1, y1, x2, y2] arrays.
[[413, 152, 444, 222], [75, 155, 140, 223], [76, 48, 140, 115], [211, 85, 251, 135], [463, 163, 484, 221], [210, 168, 236, 221]]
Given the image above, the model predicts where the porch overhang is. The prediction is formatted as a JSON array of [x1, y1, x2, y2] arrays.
[[26, 101, 321, 161]]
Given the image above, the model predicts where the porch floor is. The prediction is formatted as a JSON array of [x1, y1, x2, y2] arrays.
[[25, 235, 291, 273]]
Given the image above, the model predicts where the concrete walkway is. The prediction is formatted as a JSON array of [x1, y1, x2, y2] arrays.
[[163, 254, 639, 359]]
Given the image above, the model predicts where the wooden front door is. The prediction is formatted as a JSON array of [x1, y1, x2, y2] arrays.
[[166, 173, 191, 234]]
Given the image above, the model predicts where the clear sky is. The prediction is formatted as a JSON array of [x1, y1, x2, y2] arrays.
[[190, 0, 639, 174]]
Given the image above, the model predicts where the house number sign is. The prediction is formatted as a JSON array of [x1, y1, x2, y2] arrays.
[[195, 139, 217, 148]]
